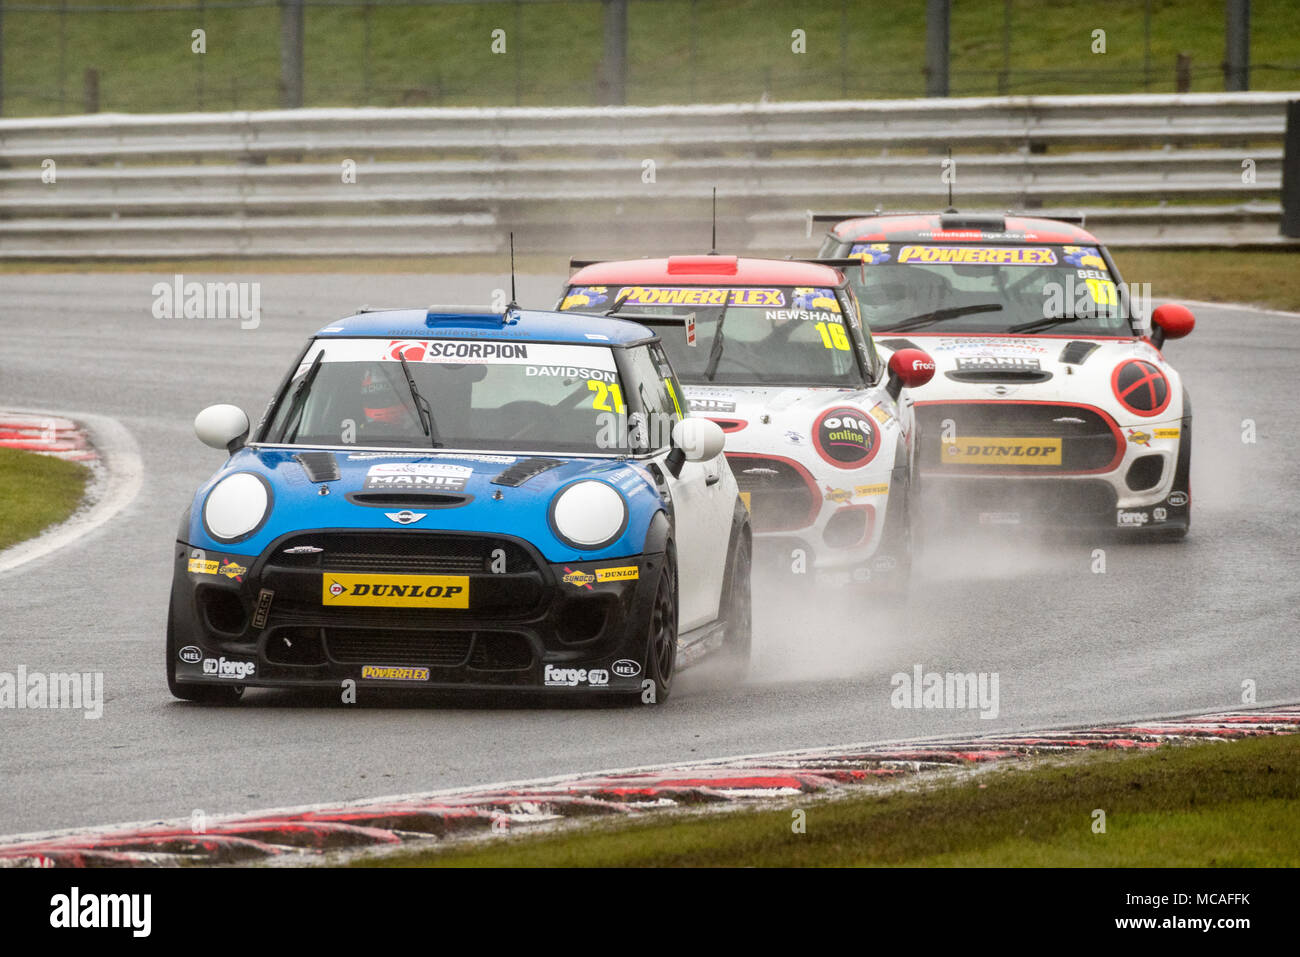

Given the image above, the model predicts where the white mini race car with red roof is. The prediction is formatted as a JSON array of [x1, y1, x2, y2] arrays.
[[557, 255, 935, 593], [813, 211, 1195, 537]]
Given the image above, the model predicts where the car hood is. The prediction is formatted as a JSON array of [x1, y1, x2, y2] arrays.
[[681, 383, 901, 461], [183, 447, 663, 563], [875, 335, 1184, 422]]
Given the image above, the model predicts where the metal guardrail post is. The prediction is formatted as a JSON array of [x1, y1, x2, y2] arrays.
[[1282, 100, 1300, 238], [1224, 0, 1250, 92], [280, 0, 305, 109], [600, 0, 628, 106], [925, 0, 950, 97]]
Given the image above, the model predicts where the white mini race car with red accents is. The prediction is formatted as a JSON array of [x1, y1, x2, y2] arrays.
[[558, 255, 935, 592], [813, 211, 1195, 537]]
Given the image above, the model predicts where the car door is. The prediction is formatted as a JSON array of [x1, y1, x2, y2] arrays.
[[627, 344, 730, 630]]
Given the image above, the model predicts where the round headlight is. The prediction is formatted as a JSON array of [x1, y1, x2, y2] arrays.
[[549, 480, 628, 550], [203, 472, 272, 542]]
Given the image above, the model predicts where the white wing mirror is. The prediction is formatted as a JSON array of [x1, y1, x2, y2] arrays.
[[194, 404, 250, 453], [672, 417, 725, 463]]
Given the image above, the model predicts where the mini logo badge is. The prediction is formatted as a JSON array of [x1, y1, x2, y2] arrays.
[[385, 510, 426, 525], [611, 659, 641, 678], [178, 645, 203, 664]]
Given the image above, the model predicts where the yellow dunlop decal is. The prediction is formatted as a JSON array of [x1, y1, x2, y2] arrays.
[[322, 574, 469, 608], [854, 483, 889, 496], [595, 566, 639, 582], [361, 665, 430, 681], [188, 559, 219, 575], [739, 491, 752, 511], [1154, 428, 1180, 439], [941, 437, 1062, 465]]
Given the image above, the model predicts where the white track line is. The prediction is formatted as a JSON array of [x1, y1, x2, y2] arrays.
[[0, 409, 143, 576]]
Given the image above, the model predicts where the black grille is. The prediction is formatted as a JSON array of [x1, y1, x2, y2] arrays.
[[916, 403, 1119, 473], [932, 477, 1117, 521], [729, 455, 818, 532], [272, 532, 535, 575], [468, 633, 534, 670], [325, 628, 473, 666]]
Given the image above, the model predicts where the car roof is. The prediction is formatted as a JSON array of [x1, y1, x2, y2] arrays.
[[827, 212, 1102, 245], [567, 255, 846, 287], [313, 307, 656, 346]]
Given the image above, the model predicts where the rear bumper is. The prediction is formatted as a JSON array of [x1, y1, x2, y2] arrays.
[[168, 530, 660, 693]]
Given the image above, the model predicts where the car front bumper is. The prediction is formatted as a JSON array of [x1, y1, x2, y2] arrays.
[[169, 529, 662, 693]]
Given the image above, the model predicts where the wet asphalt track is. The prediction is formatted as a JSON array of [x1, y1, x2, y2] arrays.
[[1, 272, 1297, 836]]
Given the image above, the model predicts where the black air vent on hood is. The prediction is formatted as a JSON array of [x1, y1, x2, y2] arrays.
[[492, 457, 566, 487], [876, 337, 921, 352], [295, 452, 341, 483], [1059, 341, 1101, 365], [945, 370, 1053, 384]]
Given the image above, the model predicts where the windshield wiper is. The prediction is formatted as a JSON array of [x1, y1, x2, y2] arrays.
[[1007, 313, 1108, 335], [397, 351, 441, 447], [279, 351, 325, 443], [702, 306, 729, 381], [880, 303, 1005, 333]]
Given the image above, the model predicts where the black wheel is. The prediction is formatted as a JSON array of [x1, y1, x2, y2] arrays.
[[717, 531, 753, 681], [166, 607, 244, 704], [642, 545, 678, 704]]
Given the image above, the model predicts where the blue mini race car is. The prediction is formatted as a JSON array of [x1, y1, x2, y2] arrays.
[[168, 306, 750, 704]]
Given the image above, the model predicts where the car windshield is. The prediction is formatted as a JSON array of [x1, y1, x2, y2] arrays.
[[834, 242, 1139, 336], [261, 337, 626, 453], [559, 284, 864, 386]]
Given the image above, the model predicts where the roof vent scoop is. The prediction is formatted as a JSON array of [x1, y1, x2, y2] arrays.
[[938, 213, 1006, 232]]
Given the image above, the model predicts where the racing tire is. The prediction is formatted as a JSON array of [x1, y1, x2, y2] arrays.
[[642, 545, 678, 704], [166, 608, 244, 704], [716, 530, 753, 682]]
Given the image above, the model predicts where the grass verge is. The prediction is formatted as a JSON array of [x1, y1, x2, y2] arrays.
[[1113, 248, 1300, 314], [357, 734, 1300, 867], [0, 448, 91, 552]]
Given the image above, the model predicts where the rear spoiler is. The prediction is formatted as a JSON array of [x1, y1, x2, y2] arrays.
[[808, 209, 1088, 235]]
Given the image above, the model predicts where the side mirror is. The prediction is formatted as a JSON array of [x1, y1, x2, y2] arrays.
[[195, 404, 250, 453], [1150, 303, 1195, 349], [665, 417, 726, 476], [886, 348, 937, 399]]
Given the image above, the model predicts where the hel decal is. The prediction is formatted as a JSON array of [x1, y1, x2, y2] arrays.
[[1112, 359, 1171, 416]]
